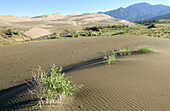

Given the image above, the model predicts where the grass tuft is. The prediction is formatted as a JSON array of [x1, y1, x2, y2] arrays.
[[103, 51, 116, 65], [103, 46, 153, 65], [137, 46, 154, 53]]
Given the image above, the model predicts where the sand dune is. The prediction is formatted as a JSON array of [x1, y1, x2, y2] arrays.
[[0, 13, 134, 39], [0, 35, 170, 110], [24, 28, 51, 39], [32, 13, 66, 21], [0, 15, 31, 23]]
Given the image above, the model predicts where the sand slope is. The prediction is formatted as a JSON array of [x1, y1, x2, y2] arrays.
[[0, 35, 170, 110], [0, 13, 134, 39], [24, 28, 51, 39]]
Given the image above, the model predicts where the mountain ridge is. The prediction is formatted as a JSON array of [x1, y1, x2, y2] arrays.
[[99, 2, 170, 21], [149, 13, 170, 20]]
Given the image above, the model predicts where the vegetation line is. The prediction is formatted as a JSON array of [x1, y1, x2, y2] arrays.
[[1, 24, 170, 45], [103, 46, 154, 65]]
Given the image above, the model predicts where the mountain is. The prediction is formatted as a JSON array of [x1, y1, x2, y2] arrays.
[[100, 2, 170, 21], [149, 13, 170, 20]]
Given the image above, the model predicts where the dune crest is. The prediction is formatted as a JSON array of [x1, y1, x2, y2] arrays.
[[32, 13, 66, 20]]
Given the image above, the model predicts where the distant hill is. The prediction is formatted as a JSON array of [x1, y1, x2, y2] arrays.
[[149, 13, 170, 20], [99, 2, 170, 21]]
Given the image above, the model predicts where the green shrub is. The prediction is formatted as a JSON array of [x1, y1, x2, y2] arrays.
[[42, 65, 82, 99], [51, 33, 60, 39], [30, 64, 83, 106], [119, 48, 132, 56], [97, 32, 103, 36], [119, 48, 127, 56], [103, 51, 116, 65], [137, 46, 153, 53], [75, 33, 80, 38], [103, 54, 116, 65], [88, 30, 93, 36], [71, 33, 75, 37], [3, 29, 20, 38]]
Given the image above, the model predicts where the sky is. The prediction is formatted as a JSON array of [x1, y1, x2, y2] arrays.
[[0, 0, 170, 17]]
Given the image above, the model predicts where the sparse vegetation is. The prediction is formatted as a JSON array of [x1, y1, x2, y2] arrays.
[[119, 47, 133, 56], [88, 30, 93, 36], [104, 46, 153, 65], [121, 25, 170, 39], [103, 51, 116, 65], [28, 64, 83, 108], [84, 25, 169, 39], [85, 25, 130, 37], [134, 20, 170, 25], [0, 28, 30, 45], [1, 24, 169, 45], [50, 32, 61, 39], [137, 46, 153, 53], [2, 29, 20, 38]]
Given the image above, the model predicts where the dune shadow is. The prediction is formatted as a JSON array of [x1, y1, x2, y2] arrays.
[[0, 97, 39, 111], [63, 57, 104, 73], [0, 56, 105, 110]]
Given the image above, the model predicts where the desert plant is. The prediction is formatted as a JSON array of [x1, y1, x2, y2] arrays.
[[71, 33, 75, 37], [103, 51, 116, 65], [119, 48, 127, 56], [51, 33, 60, 39], [137, 46, 153, 53], [88, 30, 93, 36], [103, 55, 116, 65], [118, 47, 133, 56], [28, 64, 83, 108], [103, 46, 153, 65], [97, 32, 102, 36], [75, 33, 80, 38], [3, 29, 20, 38]]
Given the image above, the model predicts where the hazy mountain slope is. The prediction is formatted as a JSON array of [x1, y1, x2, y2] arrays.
[[100, 2, 170, 21], [149, 13, 170, 20]]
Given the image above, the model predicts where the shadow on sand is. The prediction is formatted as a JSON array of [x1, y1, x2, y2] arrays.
[[0, 56, 105, 110]]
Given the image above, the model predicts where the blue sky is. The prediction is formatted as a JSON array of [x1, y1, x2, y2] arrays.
[[0, 0, 170, 17]]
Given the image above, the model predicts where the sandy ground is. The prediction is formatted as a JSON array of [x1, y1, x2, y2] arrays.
[[1, 35, 170, 110]]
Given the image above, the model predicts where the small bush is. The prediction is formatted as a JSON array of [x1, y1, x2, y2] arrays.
[[51, 33, 60, 39], [137, 46, 153, 53], [103, 55, 116, 65], [97, 32, 102, 36], [71, 33, 75, 37], [103, 51, 116, 65], [29, 64, 83, 108], [3, 29, 20, 38], [119, 48, 132, 56], [75, 33, 80, 38], [88, 30, 93, 36]]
